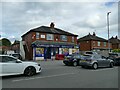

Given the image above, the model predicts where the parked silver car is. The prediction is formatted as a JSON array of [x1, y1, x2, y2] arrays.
[[79, 53, 114, 69]]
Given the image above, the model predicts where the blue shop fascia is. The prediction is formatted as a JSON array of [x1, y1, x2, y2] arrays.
[[32, 40, 79, 60]]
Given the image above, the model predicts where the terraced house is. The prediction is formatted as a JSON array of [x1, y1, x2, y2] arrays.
[[109, 36, 120, 49], [21, 22, 78, 60], [77, 32, 112, 51]]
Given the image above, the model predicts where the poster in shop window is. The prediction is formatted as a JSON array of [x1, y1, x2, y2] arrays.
[[61, 48, 69, 56], [35, 48, 44, 57], [72, 49, 79, 54]]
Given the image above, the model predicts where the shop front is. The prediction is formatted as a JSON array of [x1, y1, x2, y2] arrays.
[[32, 41, 79, 61]]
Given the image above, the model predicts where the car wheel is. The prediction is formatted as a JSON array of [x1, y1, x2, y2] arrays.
[[65, 63, 68, 66], [24, 66, 36, 76], [110, 63, 114, 68], [92, 63, 98, 70], [73, 62, 77, 67], [81, 66, 85, 68]]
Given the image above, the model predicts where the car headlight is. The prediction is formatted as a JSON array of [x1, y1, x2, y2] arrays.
[[38, 64, 41, 66]]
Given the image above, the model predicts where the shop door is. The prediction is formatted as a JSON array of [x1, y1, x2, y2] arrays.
[[51, 48, 59, 56], [44, 47, 51, 59]]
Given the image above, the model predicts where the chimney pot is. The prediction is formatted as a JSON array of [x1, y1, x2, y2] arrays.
[[50, 22, 55, 28]]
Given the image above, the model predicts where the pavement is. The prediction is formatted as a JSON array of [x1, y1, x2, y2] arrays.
[[1, 60, 119, 88]]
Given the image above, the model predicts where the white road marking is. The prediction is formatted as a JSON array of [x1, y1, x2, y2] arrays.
[[42, 67, 68, 70], [12, 67, 118, 82], [12, 73, 76, 82]]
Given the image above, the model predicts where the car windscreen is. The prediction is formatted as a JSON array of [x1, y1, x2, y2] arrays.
[[85, 52, 93, 54], [12, 54, 19, 57], [73, 55, 81, 58]]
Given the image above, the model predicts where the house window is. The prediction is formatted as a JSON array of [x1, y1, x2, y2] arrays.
[[72, 37, 74, 42], [36, 32, 39, 39], [40, 35, 45, 39], [47, 34, 54, 40], [60, 35, 67, 41], [104, 42, 106, 46], [98, 41, 101, 46], [93, 41, 95, 46]]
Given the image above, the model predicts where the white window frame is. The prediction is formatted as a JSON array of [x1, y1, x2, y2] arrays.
[[36, 32, 39, 39], [98, 41, 101, 46], [104, 42, 106, 46], [40, 34, 45, 39]]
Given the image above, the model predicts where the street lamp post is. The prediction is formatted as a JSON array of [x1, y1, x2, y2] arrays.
[[107, 12, 111, 53]]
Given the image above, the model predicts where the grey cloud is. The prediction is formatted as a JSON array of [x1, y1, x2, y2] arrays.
[[1, 2, 118, 42]]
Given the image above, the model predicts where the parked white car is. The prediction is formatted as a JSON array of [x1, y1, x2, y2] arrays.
[[0, 55, 41, 76]]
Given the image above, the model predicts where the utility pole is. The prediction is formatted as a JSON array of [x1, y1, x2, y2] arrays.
[[107, 12, 111, 53]]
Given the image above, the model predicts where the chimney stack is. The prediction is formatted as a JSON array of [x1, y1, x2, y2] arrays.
[[93, 32, 96, 36], [88, 33, 91, 35], [115, 36, 118, 39], [50, 22, 55, 28]]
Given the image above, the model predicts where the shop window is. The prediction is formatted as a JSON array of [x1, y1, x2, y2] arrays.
[[35, 48, 44, 57], [36, 32, 39, 39], [60, 35, 67, 41], [47, 34, 54, 40], [61, 48, 69, 56]]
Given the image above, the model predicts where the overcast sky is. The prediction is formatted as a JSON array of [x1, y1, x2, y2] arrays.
[[0, 0, 119, 43]]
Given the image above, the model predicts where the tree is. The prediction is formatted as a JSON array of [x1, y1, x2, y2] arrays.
[[1, 38, 11, 46]]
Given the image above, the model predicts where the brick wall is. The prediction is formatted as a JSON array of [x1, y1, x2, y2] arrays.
[[31, 32, 77, 44], [79, 40, 112, 51], [22, 32, 77, 60]]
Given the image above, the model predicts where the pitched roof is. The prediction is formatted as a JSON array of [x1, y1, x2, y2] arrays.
[[22, 26, 78, 37], [109, 37, 120, 44], [12, 40, 20, 45], [78, 34, 107, 42]]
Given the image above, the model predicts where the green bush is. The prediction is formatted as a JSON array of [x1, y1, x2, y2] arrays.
[[112, 49, 120, 53]]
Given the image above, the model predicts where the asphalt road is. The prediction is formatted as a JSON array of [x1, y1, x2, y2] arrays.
[[1, 60, 119, 88]]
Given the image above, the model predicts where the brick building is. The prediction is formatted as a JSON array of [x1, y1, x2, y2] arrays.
[[77, 32, 112, 51], [109, 36, 120, 49], [11, 40, 20, 53], [21, 22, 78, 60]]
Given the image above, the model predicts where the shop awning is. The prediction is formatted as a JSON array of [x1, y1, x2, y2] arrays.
[[32, 40, 77, 48]]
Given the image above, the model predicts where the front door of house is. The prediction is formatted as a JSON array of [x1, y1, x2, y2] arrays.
[[44, 47, 51, 59]]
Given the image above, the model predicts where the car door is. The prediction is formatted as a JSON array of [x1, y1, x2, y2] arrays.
[[2, 56, 23, 75], [100, 56, 110, 67], [75, 55, 81, 65], [95, 55, 104, 67]]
